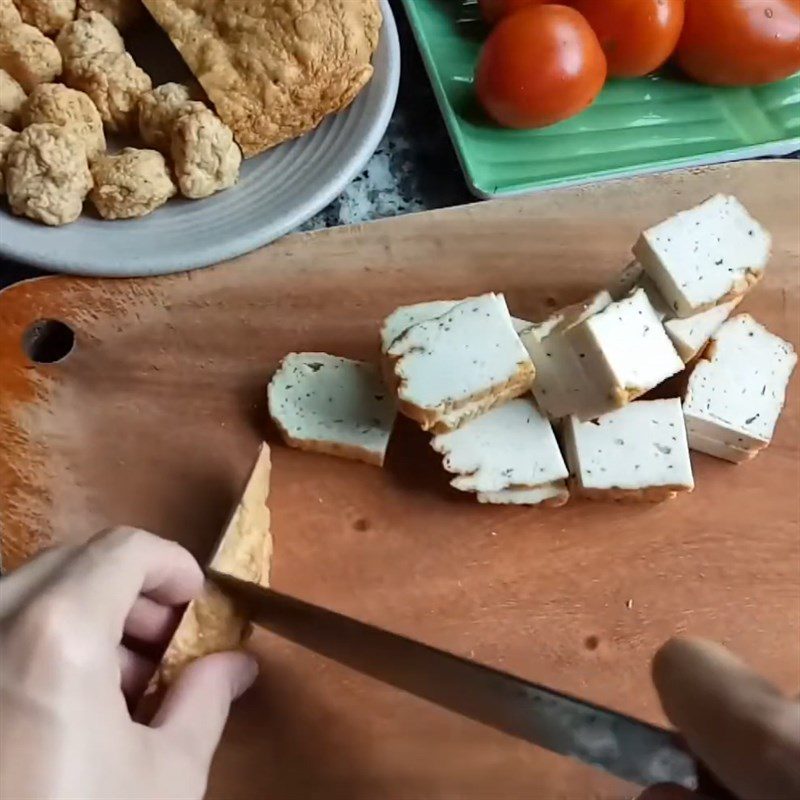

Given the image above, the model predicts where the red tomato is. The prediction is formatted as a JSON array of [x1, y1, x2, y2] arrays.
[[478, 0, 550, 25], [676, 0, 800, 86], [569, 0, 685, 77], [475, 5, 607, 128]]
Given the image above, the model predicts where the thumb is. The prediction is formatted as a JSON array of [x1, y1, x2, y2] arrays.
[[652, 637, 800, 800], [152, 652, 258, 774]]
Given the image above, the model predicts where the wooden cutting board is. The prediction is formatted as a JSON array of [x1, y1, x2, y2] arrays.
[[1, 161, 798, 800]]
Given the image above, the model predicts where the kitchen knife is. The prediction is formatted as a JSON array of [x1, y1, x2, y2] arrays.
[[208, 570, 733, 796]]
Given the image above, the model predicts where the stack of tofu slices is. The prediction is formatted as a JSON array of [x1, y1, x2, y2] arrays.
[[268, 194, 796, 505]]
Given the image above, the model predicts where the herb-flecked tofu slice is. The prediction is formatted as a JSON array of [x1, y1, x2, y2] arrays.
[[563, 398, 694, 502], [683, 314, 797, 456], [387, 293, 535, 433], [268, 352, 396, 467], [633, 194, 770, 318]]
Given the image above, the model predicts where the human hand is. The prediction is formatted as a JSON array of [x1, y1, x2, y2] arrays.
[[640, 637, 800, 800], [0, 527, 258, 800]]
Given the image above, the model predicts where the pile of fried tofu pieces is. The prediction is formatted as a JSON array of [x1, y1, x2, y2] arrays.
[[268, 194, 797, 506]]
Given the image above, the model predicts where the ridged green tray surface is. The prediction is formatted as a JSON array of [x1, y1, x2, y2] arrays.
[[402, 0, 800, 197]]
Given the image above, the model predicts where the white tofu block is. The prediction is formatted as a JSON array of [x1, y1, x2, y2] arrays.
[[566, 288, 684, 407], [477, 481, 569, 506], [520, 291, 618, 421], [431, 397, 568, 492], [268, 353, 396, 467], [683, 314, 797, 455], [381, 302, 534, 351], [608, 261, 672, 320], [380, 300, 459, 353], [387, 293, 535, 432], [633, 194, 771, 317], [564, 398, 694, 500], [664, 297, 742, 362], [688, 431, 754, 465], [609, 261, 741, 363]]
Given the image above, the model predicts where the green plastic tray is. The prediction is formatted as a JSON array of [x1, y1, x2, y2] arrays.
[[401, 0, 800, 197]]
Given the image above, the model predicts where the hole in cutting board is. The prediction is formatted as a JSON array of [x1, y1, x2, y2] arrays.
[[22, 319, 75, 364]]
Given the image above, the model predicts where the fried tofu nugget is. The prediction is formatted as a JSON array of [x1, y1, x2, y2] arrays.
[[138, 82, 204, 152], [0, 22, 62, 91], [171, 106, 241, 199], [0, 0, 22, 26], [90, 147, 175, 218], [14, 0, 76, 35], [0, 68, 26, 127], [5, 122, 92, 225], [77, 0, 142, 30], [56, 10, 124, 63], [22, 82, 105, 159], [65, 49, 150, 132]]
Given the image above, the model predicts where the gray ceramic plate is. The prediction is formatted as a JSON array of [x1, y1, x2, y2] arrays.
[[0, 0, 400, 277]]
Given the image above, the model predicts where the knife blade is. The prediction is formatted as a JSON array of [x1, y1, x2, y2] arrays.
[[209, 570, 714, 792]]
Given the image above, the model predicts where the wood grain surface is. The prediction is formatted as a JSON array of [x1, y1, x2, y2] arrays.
[[1, 161, 798, 799]]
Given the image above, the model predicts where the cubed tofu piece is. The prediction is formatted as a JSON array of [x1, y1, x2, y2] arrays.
[[268, 352, 396, 467], [683, 314, 797, 458], [566, 288, 684, 408], [563, 398, 694, 502], [431, 396, 568, 493], [387, 293, 535, 433], [664, 297, 742, 363], [520, 290, 618, 421], [633, 194, 770, 318], [477, 481, 569, 507], [609, 260, 742, 363], [608, 261, 672, 320]]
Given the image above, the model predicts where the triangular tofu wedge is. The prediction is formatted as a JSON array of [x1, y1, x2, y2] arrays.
[[664, 298, 742, 362], [153, 443, 272, 688]]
